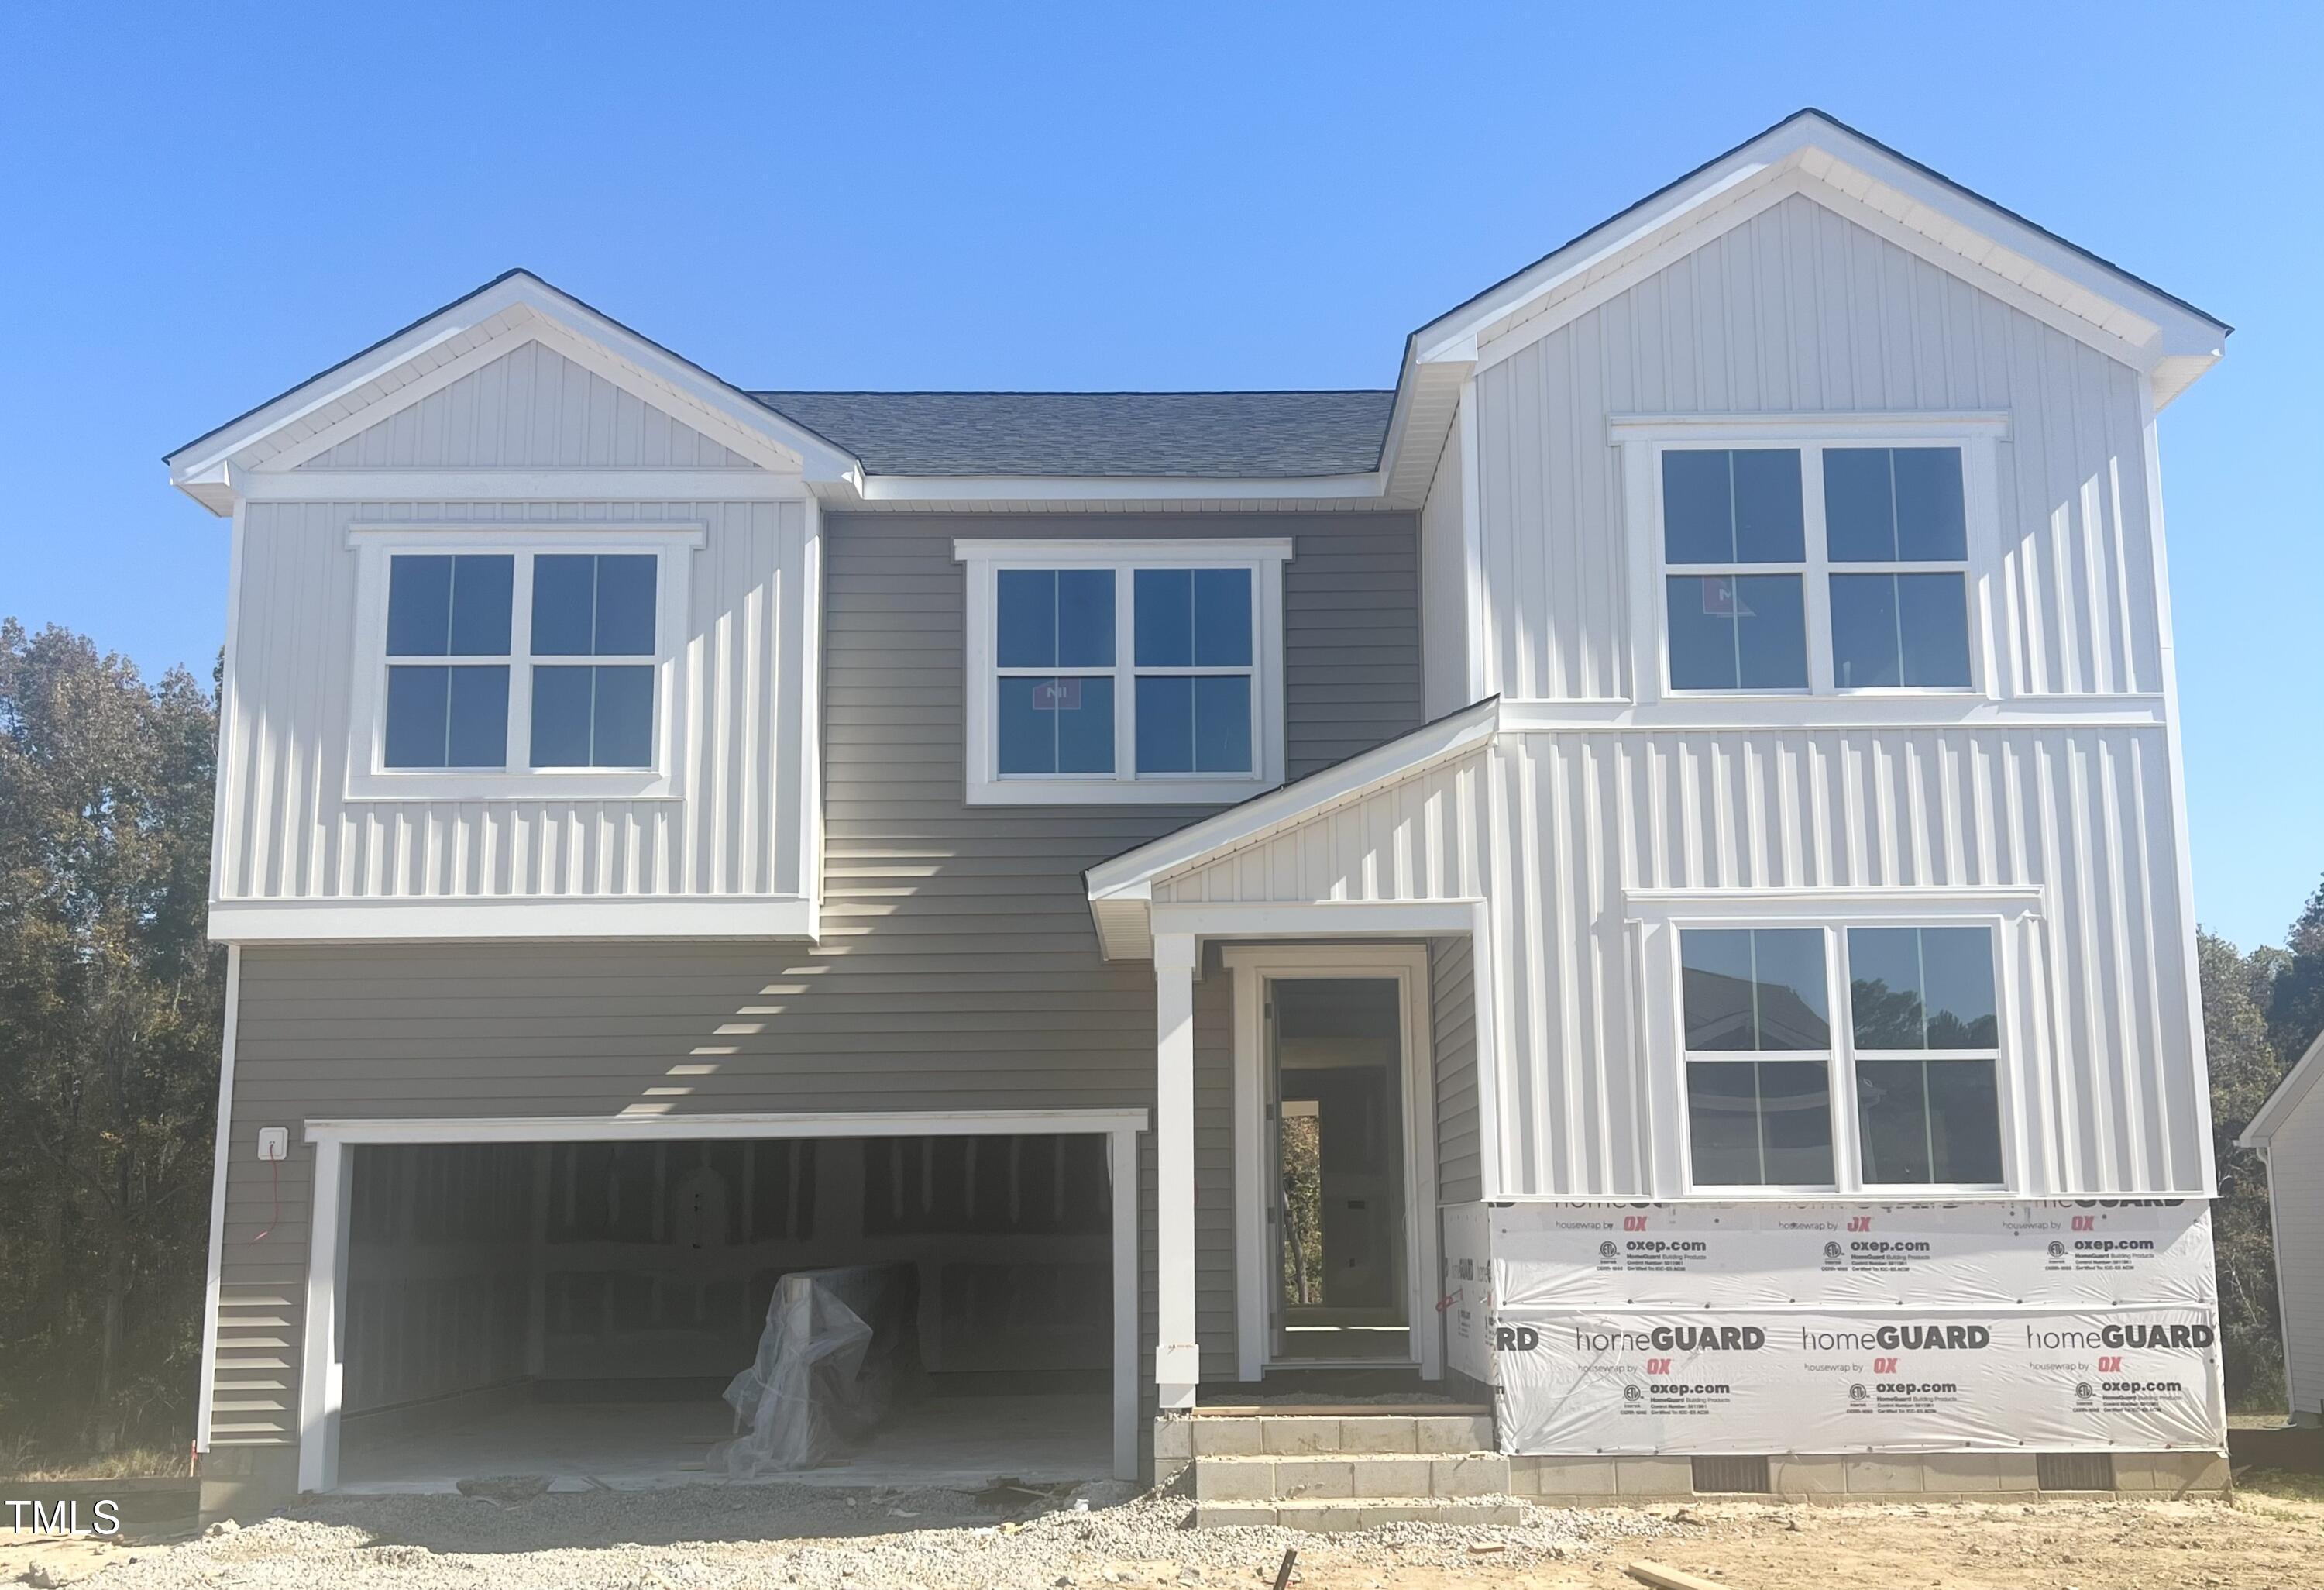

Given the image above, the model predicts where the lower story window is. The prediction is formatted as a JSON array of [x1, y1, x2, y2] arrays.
[[1676, 921, 2008, 1191]]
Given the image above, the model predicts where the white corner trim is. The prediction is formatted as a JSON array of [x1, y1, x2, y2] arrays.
[[207, 894, 817, 943], [1221, 943, 1441, 1382], [194, 944, 242, 1454]]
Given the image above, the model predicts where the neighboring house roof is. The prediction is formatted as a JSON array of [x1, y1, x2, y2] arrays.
[[749, 391, 1393, 479], [2238, 1027, 2324, 1149]]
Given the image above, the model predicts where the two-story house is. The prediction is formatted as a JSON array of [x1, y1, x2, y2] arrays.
[[170, 110, 2233, 1521]]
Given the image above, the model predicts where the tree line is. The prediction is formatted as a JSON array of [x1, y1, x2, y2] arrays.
[[0, 614, 2318, 1457]]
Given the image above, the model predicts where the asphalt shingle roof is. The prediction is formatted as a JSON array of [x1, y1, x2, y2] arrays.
[[748, 390, 1393, 479]]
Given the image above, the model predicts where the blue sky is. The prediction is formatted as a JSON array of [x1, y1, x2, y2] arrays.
[[2, 3, 2316, 949]]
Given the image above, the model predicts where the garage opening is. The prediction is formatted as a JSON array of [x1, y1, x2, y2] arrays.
[[329, 1128, 1125, 1492]]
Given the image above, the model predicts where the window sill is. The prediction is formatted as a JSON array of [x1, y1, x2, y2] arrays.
[[344, 768, 678, 803], [968, 774, 1280, 807]]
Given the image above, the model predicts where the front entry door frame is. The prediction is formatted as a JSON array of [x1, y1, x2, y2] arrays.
[[1223, 944, 1440, 1382]]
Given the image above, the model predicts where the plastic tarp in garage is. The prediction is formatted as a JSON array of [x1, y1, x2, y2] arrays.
[[719, 1264, 920, 1475]]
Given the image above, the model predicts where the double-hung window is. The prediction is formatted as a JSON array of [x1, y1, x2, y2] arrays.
[[958, 539, 1290, 804], [351, 525, 697, 799], [1631, 420, 1998, 698], [1676, 920, 2009, 1192]]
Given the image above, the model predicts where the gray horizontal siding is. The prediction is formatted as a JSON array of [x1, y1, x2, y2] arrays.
[[214, 507, 1423, 1440], [1430, 936, 1482, 1205]]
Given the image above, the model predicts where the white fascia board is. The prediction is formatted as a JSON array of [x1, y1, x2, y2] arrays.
[[1408, 112, 2226, 382], [167, 270, 861, 510], [207, 893, 816, 943], [238, 470, 812, 504], [1085, 694, 1501, 900], [2240, 1027, 2324, 1148], [854, 472, 1387, 505]]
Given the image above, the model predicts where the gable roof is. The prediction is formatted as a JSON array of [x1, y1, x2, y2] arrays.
[[2238, 1027, 2324, 1150], [170, 111, 2228, 516], [1082, 695, 1501, 960], [749, 390, 1392, 479], [1387, 106, 2229, 422], [164, 270, 862, 513]]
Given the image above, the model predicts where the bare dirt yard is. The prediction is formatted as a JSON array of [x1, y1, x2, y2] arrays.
[[8, 1475, 2324, 1590]]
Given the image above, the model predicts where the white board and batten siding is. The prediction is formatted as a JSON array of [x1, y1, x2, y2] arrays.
[[212, 339, 820, 939], [1421, 190, 2209, 1202]]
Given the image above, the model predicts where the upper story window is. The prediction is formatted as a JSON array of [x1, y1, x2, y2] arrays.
[[1677, 920, 2006, 1192], [349, 525, 700, 800], [1619, 415, 2003, 703], [957, 539, 1291, 805]]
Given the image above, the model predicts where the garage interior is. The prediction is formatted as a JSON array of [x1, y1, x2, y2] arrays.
[[332, 1132, 1117, 1492]]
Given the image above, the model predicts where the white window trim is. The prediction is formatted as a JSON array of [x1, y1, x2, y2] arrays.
[[344, 523, 703, 802], [954, 538, 1292, 805], [1628, 886, 2040, 1200], [1613, 414, 2006, 706]]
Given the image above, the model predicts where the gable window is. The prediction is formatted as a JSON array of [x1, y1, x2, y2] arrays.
[[958, 539, 1289, 804], [1673, 917, 2010, 1192], [1626, 419, 1999, 700], [349, 525, 699, 800]]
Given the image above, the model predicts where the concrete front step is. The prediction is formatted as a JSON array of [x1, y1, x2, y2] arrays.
[[1192, 1499, 1523, 1530], [1191, 1451, 1511, 1502]]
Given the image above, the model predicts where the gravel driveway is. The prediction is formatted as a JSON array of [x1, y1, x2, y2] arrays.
[[15, 1480, 2323, 1589]]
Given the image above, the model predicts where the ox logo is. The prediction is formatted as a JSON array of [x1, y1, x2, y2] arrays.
[[2073, 1216, 2096, 1231], [1848, 1217, 1873, 1233], [1874, 1356, 1899, 1375], [2099, 1355, 2123, 1373], [1623, 1216, 1649, 1232], [1647, 1358, 1672, 1375]]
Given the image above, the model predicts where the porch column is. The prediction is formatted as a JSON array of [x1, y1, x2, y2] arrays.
[[1154, 931, 1200, 1409]]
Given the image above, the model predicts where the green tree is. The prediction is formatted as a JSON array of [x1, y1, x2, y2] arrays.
[[2269, 878, 2324, 1066], [0, 620, 223, 1458], [2201, 928, 2290, 1406]]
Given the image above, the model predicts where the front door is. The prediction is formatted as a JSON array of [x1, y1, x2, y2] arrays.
[[1266, 977, 1410, 1363]]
